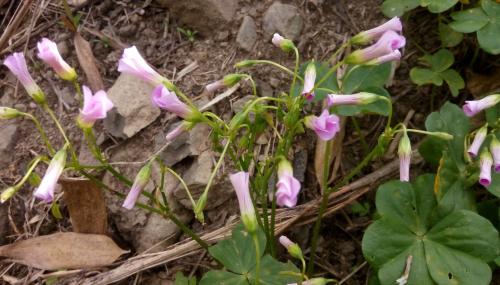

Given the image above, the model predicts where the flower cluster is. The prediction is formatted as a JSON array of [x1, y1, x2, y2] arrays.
[[466, 124, 500, 187]]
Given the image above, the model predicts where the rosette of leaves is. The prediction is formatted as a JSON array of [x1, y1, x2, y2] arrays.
[[362, 175, 500, 285], [199, 224, 300, 285], [410, 49, 464, 96]]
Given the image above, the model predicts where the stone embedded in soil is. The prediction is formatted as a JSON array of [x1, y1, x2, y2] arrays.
[[236, 16, 258, 52], [103, 74, 160, 138], [155, 0, 237, 35], [263, 2, 303, 40], [0, 123, 19, 168]]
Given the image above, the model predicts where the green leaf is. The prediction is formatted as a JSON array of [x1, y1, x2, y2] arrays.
[[381, 0, 420, 17], [477, 21, 500, 55], [341, 63, 392, 94], [486, 172, 500, 197], [208, 224, 266, 274], [247, 256, 300, 285], [410, 68, 442, 86], [422, 49, 454, 72], [418, 137, 444, 166], [482, 0, 500, 19], [51, 202, 63, 220], [175, 272, 197, 285], [449, 8, 489, 33], [199, 271, 248, 285], [420, 0, 458, 13], [333, 86, 391, 116], [363, 175, 500, 285], [439, 22, 464, 47], [440, 69, 464, 96]]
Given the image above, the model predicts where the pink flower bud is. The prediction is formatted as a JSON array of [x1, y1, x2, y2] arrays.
[[398, 132, 411, 182], [77, 85, 114, 128], [34, 149, 66, 202], [304, 110, 340, 141], [346, 31, 405, 64], [272, 33, 295, 52], [118, 46, 166, 86], [366, 50, 401, 65], [276, 159, 301, 208], [205, 74, 244, 93], [205, 80, 225, 93], [302, 63, 316, 100], [279, 235, 303, 259], [3, 52, 45, 104], [468, 125, 488, 157], [37, 38, 76, 81], [151, 85, 190, 118], [326, 92, 380, 107], [165, 121, 191, 141], [462, 94, 500, 117], [351, 17, 403, 44], [229, 171, 257, 233], [479, 150, 492, 187], [490, 137, 500, 172], [123, 163, 152, 209]]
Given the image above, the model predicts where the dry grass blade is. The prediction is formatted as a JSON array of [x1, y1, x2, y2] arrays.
[[0, 232, 126, 270], [74, 33, 105, 91], [0, 0, 32, 53]]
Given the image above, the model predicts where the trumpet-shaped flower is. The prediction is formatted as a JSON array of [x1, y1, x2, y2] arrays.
[[37, 38, 77, 81], [326, 92, 380, 107], [346, 31, 405, 65], [479, 150, 493, 187], [490, 137, 500, 172], [462, 94, 500, 117], [366, 49, 401, 65], [276, 159, 301, 208], [205, 74, 244, 93], [34, 148, 66, 202], [152, 85, 190, 119], [304, 110, 340, 141], [122, 163, 152, 209], [3, 52, 45, 104], [77, 86, 114, 128], [302, 62, 316, 100], [279, 235, 303, 259], [118, 46, 166, 86], [467, 125, 488, 157], [229, 171, 257, 233], [351, 17, 403, 44], [398, 132, 411, 182], [165, 121, 193, 141], [272, 33, 295, 52]]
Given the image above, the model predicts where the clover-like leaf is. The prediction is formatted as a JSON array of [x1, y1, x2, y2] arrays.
[[199, 271, 248, 285], [381, 0, 420, 17], [341, 63, 392, 94], [362, 175, 500, 285], [420, 0, 458, 13], [486, 172, 500, 198], [440, 69, 465, 97], [247, 256, 300, 285], [422, 49, 454, 72], [450, 8, 489, 33], [477, 20, 500, 55], [410, 68, 442, 86], [439, 22, 463, 47]]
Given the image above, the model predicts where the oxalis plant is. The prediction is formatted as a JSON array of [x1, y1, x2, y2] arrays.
[[0, 16, 498, 285]]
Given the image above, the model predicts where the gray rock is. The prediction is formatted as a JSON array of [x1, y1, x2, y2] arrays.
[[263, 2, 303, 40], [155, 0, 237, 35], [104, 74, 160, 138], [236, 16, 257, 52], [0, 123, 18, 168], [57, 41, 69, 58]]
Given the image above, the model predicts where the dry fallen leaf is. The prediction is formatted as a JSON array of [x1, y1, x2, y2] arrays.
[[74, 33, 105, 92], [0, 232, 126, 270], [61, 178, 107, 234]]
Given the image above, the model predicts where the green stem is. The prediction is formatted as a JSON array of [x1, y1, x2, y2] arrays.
[[289, 47, 300, 96], [240, 60, 304, 82], [313, 60, 344, 90], [24, 113, 55, 155], [43, 104, 77, 162], [166, 167, 196, 208], [14, 156, 44, 189], [328, 41, 350, 63], [351, 117, 369, 154], [72, 80, 83, 107], [165, 210, 210, 250], [252, 233, 261, 285]]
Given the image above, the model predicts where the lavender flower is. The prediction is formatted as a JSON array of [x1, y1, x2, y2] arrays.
[[77, 86, 114, 128], [276, 159, 301, 208], [37, 38, 77, 81], [205, 74, 244, 93], [398, 132, 411, 182], [326, 92, 380, 107], [462, 94, 500, 117], [3, 52, 45, 104], [468, 125, 488, 157], [152, 85, 191, 119], [34, 148, 66, 202], [304, 110, 340, 141], [351, 17, 403, 44], [346, 31, 405, 65], [490, 136, 500, 173], [302, 62, 316, 100], [118, 46, 166, 86], [122, 163, 152, 209], [272, 33, 295, 52], [479, 150, 493, 187], [229, 171, 257, 233]]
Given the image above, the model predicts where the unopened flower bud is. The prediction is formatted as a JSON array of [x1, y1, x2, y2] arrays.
[[398, 132, 411, 182], [463, 94, 500, 117], [122, 162, 152, 209], [1, 187, 17, 203], [272, 33, 295, 52], [235, 60, 257, 68], [302, 62, 316, 100], [229, 171, 257, 233], [34, 148, 67, 202], [468, 124, 488, 157], [490, 136, 500, 173], [326, 92, 380, 107], [430, 132, 453, 140], [479, 149, 493, 187], [279, 236, 303, 259], [351, 17, 403, 45], [37, 38, 77, 81], [3, 52, 46, 104], [0, 107, 23, 119]]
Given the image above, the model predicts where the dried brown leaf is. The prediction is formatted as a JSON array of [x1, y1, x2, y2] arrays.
[[74, 33, 105, 92], [0, 232, 126, 270], [61, 178, 107, 234]]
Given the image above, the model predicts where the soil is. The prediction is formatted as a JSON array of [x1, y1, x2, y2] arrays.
[[0, 0, 498, 284]]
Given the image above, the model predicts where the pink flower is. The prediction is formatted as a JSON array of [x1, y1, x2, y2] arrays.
[[118, 46, 166, 86], [272, 33, 295, 52], [77, 85, 113, 128], [462, 94, 500, 117], [398, 132, 411, 182], [276, 159, 301, 208], [490, 137, 500, 173], [279, 235, 303, 259], [366, 50, 401, 65], [326, 92, 380, 107], [468, 125, 488, 157], [229, 171, 257, 233], [36, 38, 76, 81], [165, 121, 190, 141], [352, 17, 403, 44], [479, 150, 492, 187], [34, 149, 66, 202], [3, 52, 45, 103], [123, 163, 152, 209], [302, 63, 316, 100], [304, 110, 340, 141], [152, 85, 190, 118], [346, 31, 405, 64], [205, 80, 224, 93], [205, 74, 244, 93]]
